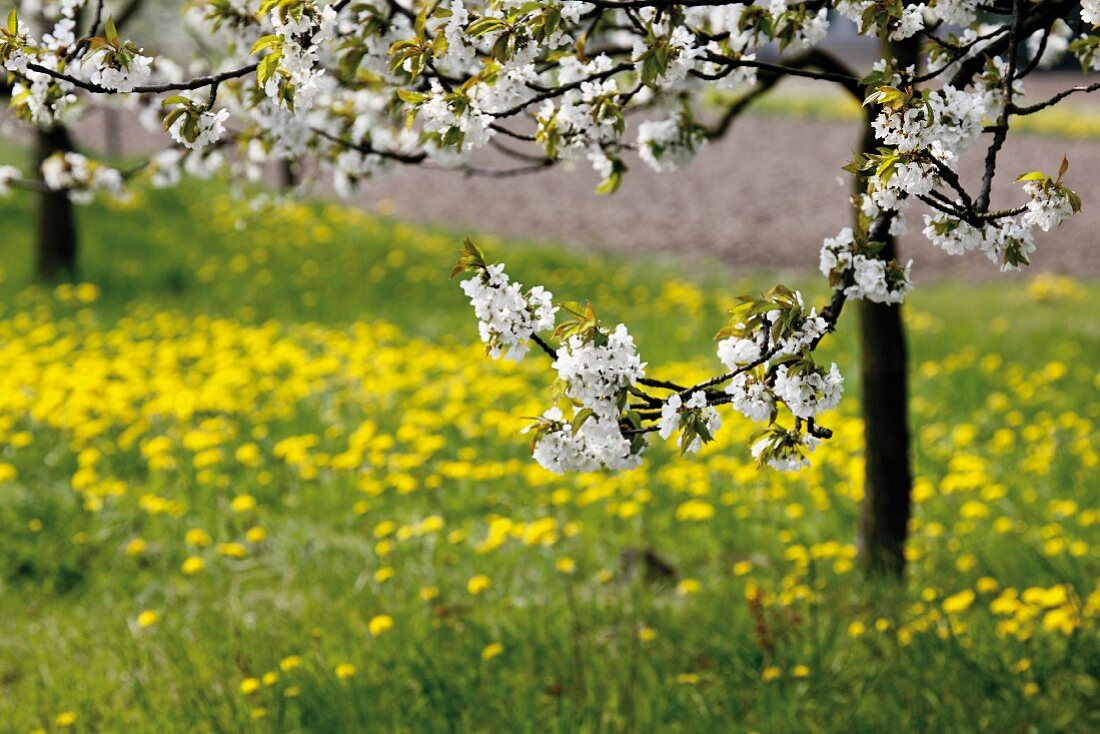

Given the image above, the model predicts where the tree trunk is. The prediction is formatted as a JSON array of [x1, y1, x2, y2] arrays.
[[34, 125, 79, 281], [856, 229, 912, 578], [855, 35, 919, 578]]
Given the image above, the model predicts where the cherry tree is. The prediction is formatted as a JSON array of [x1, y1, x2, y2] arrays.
[[1, 0, 1095, 574]]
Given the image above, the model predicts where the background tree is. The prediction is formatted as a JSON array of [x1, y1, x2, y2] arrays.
[[1, 0, 1094, 575]]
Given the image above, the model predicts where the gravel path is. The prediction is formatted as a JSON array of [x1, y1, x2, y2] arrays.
[[351, 103, 1100, 282]]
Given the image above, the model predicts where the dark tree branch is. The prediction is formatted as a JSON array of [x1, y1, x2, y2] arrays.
[[25, 61, 260, 94], [1011, 80, 1100, 115], [976, 0, 1024, 212]]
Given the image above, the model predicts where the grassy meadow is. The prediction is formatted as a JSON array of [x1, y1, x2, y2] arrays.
[[0, 183, 1097, 733]]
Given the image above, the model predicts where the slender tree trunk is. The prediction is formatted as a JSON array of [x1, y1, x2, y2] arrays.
[[855, 36, 919, 577], [278, 159, 299, 190], [34, 125, 79, 281], [855, 180, 912, 576]]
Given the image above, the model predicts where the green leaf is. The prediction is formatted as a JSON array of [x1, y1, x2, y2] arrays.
[[105, 16, 118, 44], [161, 95, 191, 107], [572, 408, 594, 432], [161, 108, 186, 131], [250, 34, 282, 55], [1015, 171, 1049, 183], [396, 89, 426, 104], [257, 51, 282, 87]]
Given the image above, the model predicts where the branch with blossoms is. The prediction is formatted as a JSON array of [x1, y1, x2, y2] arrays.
[[0, 1, 1097, 307], [0, 0, 1095, 220], [452, 238, 858, 474]]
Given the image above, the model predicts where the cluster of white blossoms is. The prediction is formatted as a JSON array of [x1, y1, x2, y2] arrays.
[[637, 114, 706, 173], [867, 161, 936, 214], [166, 93, 231, 151], [658, 391, 722, 454], [922, 213, 1036, 271], [459, 263, 556, 362], [1022, 181, 1077, 232], [927, 0, 980, 26], [263, 3, 338, 111], [751, 430, 821, 473], [553, 325, 646, 419], [529, 407, 643, 474], [872, 85, 987, 163], [80, 45, 153, 92], [522, 322, 648, 474], [40, 151, 124, 204], [773, 363, 844, 420], [834, 1, 924, 41], [819, 227, 913, 304], [918, 172, 1078, 271], [631, 17, 704, 89], [419, 82, 495, 158], [707, 287, 845, 471], [722, 351, 843, 427]]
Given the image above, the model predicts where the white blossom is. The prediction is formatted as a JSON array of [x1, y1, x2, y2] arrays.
[[167, 92, 230, 150], [553, 324, 645, 418], [637, 114, 705, 172], [1022, 181, 1075, 232], [726, 372, 774, 422], [528, 407, 644, 474], [81, 47, 152, 92], [773, 363, 844, 420], [0, 165, 20, 196], [1083, 1, 1100, 26], [658, 391, 721, 453], [751, 431, 820, 472], [460, 263, 557, 361]]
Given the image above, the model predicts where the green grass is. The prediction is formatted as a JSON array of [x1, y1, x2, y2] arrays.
[[0, 182, 1097, 733]]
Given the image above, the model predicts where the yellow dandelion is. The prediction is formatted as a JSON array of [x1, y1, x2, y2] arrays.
[[676, 578, 702, 596], [280, 655, 304, 672], [481, 643, 504, 661], [368, 614, 394, 637], [942, 590, 976, 614], [181, 556, 205, 575], [216, 542, 247, 558], [240, 677, 261, 695], [185, 528, 213, 548], [137, 610, 160, 629], [231, 494, 256, 512], [335, 663, 356, 679], [467, 574, 491, 595], [124, 538, 147, 556]]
